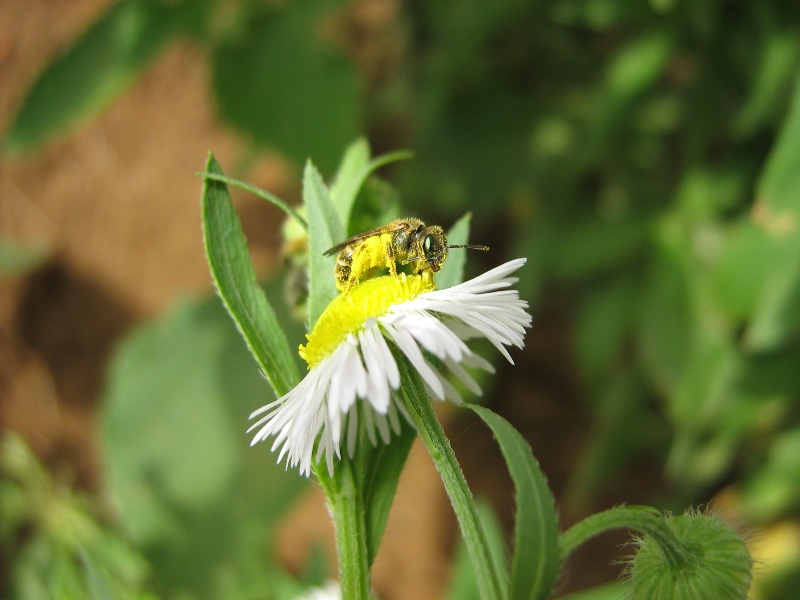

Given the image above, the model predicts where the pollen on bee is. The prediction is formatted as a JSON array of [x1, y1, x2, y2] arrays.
[[338, 233, 397, 292]]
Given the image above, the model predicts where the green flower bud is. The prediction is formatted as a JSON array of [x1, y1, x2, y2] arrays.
[[626, 510, 752, 600]]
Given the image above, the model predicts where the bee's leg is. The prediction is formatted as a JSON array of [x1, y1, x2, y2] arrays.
[[344, 256, 362, 293], [384, 238, 397, 277], [346, 240, 376, 292]]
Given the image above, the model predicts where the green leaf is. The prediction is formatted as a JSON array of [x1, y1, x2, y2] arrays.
[[330, 138, 414, 231], [756, 79, 800, 213], [304, 160, 345, 326], [604, 32, 674, 101], [360, 422, 417, 566], [436, 213, 472, 290], [196, 171, 307, 230], [467, 405, 560, 600], [102, 295, 307, 596], [741, 425, 800, 521], [211, 2, 360, 173], [330, 138, 371, 226], [713, 222, 784, 320], [732, 31, 800, 138], [744, 78, 800, 349], [396, 353, 506, 600], [744, 241, 800, 350], [3, 0, 207, 154], [201, 153, 300, 397], [738, 343, 800, 397], [448, 502, 508, 600], [638, 248, 693, 392]]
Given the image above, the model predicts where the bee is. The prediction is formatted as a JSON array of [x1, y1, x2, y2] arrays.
[[324, 218, 489, 292]]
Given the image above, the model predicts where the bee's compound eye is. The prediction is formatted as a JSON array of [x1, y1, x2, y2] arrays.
[[423, 235, 433, 252]]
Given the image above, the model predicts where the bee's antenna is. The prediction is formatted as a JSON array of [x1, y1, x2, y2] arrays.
[[448, 244, 490, 251]]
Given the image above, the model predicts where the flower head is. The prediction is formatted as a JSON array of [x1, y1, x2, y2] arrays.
[[249, 258, 532, 476]]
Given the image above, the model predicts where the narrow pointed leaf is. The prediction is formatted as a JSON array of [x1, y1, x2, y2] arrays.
[[330, 139, 371, 224], [196, 172, 307, 230], [467, 405, 560, 600], [201, 153, 299, 397], [330, 138, 413, 230], [396, 353, 506, 600], [304, 160, 345, 326]]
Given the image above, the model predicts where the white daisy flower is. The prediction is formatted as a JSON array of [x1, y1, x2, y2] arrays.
[[248, 258, 532, 476]]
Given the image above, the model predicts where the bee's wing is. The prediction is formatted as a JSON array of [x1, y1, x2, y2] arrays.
[[323, 222, 407, 256]]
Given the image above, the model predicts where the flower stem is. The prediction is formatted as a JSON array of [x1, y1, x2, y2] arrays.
[[322, 460, 371, 600], [559, 505, 690, 570], [396, 355, 505, 600]]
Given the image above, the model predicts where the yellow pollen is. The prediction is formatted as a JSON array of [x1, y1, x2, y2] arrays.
[[300, 273, 436, 368]]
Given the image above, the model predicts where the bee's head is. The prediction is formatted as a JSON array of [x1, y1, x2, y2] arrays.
[[418, 226, 448, 272], [409, 224, 489, 274]]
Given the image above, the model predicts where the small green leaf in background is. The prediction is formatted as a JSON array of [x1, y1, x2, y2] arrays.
[[604, 32, 674, 102], [741, 426, 800, 522], [467, 405, 560, 600], [732, 31, 800, 138], [638, 248, 693, 391], [330, 138, 372, 227], [329, 138, 414, 230], [743, 79, 800, 350], [102, 294, 307, 598], [201, 153, 300, 397], [212, 1, 360, 173], [3, 0, 209, 154], [304, 160, 345, 326]]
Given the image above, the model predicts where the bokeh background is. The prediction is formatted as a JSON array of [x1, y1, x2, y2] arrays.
[[2, 0, 800, 598]]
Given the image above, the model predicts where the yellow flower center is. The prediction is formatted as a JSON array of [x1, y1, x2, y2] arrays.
[[300, 273, 436, 368]]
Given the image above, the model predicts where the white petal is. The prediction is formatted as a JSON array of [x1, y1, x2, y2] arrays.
[[382, 321, 446, 400], [444, 356, 482, 396], [359, 325, 391, 413]]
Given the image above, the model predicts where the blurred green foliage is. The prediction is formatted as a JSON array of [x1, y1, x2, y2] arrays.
[[5, 0, 800, 597], [1, 432, 153, 599], [101, 291, 311, 598]]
